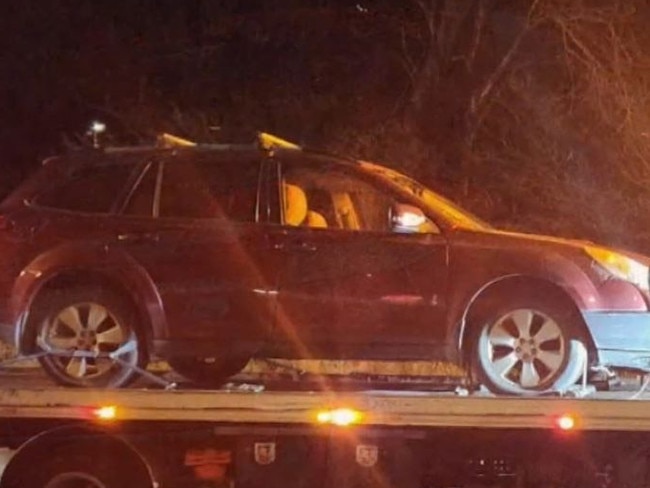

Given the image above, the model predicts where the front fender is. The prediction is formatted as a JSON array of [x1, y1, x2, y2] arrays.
[[447, 249, 604, 352]]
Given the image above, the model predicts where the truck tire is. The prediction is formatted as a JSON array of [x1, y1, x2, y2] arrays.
[[169, 355, 250, 387], [30, 287, 147, 388], [1, 437, 153, 488], [469, 294, 586, 395]]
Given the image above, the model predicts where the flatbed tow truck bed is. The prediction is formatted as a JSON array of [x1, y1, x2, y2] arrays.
[[1, 383, 650, 429], [1, 365, 650, 427], [3, 368, 650, 487]]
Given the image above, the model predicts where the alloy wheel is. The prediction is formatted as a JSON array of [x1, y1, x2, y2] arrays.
[[478, 308, 566, 391], [39, 301, 137, 380]]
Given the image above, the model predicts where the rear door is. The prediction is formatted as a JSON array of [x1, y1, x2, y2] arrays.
[[113, 152, 276, 352]]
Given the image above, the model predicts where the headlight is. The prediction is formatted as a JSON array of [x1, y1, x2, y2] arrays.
[[585, 245, 649, 291]]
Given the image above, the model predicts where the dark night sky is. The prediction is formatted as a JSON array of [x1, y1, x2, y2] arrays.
[[1, 3, 249, 165], [1, 1, 399, 175]]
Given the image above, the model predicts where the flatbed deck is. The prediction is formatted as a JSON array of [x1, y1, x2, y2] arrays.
[[2, 370, 650, 488], [1, 368, 650, 431]]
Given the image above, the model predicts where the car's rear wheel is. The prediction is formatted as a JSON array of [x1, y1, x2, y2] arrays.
[[31, 287, 147, 388], [168, 355, 250, 387], [470, 295, 586, 395]]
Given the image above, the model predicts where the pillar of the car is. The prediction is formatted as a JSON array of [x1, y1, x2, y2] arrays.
[[257, 149, 282, 225]]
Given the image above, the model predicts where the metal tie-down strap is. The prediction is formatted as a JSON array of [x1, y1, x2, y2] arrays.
[[0, 338, 177, 390]]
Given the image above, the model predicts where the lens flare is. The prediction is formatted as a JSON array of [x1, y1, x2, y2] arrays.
[[317, 408, 362, 426], [93, 405, 117, 420], [556, 414, 576, 430]]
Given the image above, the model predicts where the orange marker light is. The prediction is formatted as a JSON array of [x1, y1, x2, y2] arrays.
[[316, 410, 332, 424], [93, 405, 117, 420], [556, 414, 576, 431], [316, 408, 362, 426]]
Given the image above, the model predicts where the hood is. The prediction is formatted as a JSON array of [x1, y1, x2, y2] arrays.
[[451, 226, 650, 264], [484, 228, 593, 249]]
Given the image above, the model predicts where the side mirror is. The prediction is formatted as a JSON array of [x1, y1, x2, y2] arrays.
[[390, 203, 427, 233]]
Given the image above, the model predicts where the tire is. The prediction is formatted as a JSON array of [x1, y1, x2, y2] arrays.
[[29, 287, 147, 388], [469, 295, 586, 395], [169, 355, 250, 387], [1, 439, 153, 488]]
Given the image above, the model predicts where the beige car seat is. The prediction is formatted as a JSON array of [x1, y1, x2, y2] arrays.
[[332, 192, 360, 230], [305, 211, 327, 228], [283, 183, 328, 228], [283, 183, 308, 225]]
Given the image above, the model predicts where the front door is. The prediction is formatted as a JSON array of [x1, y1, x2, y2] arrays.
[[269, 157, 448, 360]]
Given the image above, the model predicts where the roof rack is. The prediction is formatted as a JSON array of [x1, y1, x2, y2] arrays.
[[256, 132, 300, 150], [157, 133, 197, 148], [156, 132, 302, 152]]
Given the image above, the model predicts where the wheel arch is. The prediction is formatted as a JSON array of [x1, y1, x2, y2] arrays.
[[0, 424, 156, 488], [12, 244, 167, 354], [457, 274, 597, 366]]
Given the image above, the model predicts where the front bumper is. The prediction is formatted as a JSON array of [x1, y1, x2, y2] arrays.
[[584, 311, 650, 371]]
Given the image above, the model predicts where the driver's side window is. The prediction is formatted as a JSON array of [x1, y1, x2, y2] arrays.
[[281, 164, 437, 233]]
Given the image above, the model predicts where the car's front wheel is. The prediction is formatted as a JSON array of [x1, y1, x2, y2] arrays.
[[470, 296, 587, 395], [30, 287, 147, 388]]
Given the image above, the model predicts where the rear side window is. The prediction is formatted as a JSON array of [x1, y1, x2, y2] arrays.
[[35, 164, 134, 213], [122, 162, 158, 217], [159, 158, 260, 221]]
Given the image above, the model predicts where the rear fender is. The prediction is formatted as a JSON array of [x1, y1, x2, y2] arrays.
[[11, 243, 167, 350]]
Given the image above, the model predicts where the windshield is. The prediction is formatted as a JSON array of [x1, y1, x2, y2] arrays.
[[360, 161, 491, 231]]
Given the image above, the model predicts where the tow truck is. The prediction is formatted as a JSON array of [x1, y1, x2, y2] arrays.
[[1, 131, 650, 487], [0, 360, 649, 488]]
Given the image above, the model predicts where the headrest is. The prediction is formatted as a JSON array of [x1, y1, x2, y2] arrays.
[[283, 183, 307, 226], [306, 211, 327, 228]]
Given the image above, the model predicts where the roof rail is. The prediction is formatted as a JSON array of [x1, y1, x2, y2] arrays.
[[156, 132, 300, 152]]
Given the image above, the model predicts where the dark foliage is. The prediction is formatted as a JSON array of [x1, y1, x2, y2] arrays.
[[3, 0, 650, 252]]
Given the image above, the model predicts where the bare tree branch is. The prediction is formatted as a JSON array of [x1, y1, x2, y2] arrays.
[[470, 0, 541, 118], [466, 0, 487, 72]]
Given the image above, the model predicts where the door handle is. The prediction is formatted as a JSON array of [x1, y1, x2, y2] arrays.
[[297, 242, 317, 252], [117, 233, 160, 243], [271, 240, 316, 252]]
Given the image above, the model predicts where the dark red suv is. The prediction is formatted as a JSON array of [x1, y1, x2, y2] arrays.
[[1, 135, 650, 394]]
